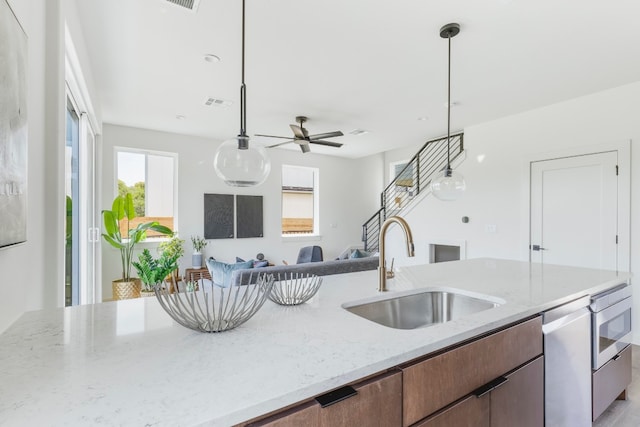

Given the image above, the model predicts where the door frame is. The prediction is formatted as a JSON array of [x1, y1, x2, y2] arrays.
[[65, 24, 102, 305], [521, 140, 631, 272]]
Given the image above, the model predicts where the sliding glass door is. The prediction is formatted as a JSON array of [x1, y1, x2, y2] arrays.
[[65, 99, 80, 306], [65, 94, 99, 306]]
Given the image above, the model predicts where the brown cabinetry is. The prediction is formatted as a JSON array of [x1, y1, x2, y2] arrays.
[[415, 356, 543, 427], [402, 316, 542, 426], [490, 356, 544, 427], [246, 370, 402, 427], [593, 345, 632, 421]]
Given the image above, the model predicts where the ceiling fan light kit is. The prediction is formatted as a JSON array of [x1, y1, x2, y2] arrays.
[[256, 115, 344, 154], [431, 22, 466, 201], [213, 0, 271, 187]]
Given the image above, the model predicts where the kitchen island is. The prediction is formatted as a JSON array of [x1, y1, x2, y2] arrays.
[[0, 258, 631, 426]]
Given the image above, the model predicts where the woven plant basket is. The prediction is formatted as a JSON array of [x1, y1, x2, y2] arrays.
[[112, 279, 141, 300]]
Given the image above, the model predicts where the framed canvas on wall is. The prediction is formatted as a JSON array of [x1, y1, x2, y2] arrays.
[[0, 0, 28, 248]]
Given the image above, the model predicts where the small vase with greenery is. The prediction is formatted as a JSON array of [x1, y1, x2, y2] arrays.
[[102, 194, 173, 299], [132, 249, 180, 296], [191, 235, 207, 268]]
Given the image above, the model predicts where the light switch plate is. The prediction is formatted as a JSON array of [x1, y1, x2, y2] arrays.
[[485, 224, 497, 233]]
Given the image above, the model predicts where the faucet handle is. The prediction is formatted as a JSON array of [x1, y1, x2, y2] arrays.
[[386, 258, 395, 279]]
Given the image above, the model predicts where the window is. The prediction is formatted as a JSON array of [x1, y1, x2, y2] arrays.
[[282, 165, 319, 236], [115, 147, 178, 238]]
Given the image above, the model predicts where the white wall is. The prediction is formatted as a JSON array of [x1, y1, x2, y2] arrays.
[[0, 0, 48, 333], [0, 0, 101, 334], [383, 81, 640, 341], [100, 124, 382, 300]]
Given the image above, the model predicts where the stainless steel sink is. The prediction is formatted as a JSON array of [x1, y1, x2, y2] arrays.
[[342, 288, 503, 330]]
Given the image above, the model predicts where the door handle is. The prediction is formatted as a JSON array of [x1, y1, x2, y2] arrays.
[[473, 376, 509, 398], [315, 385, 358, 408], [531, 244, 547, 251]]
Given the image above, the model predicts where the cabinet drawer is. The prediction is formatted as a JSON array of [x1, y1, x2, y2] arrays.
[[593, 345, 632, 421], [402, 316, 542, 426], [247, 401, 320, 427], [491, 356, 543, 427], [414, 394, 490, 427], [247, 370, 402, 427], [319, 370, 402, 426]]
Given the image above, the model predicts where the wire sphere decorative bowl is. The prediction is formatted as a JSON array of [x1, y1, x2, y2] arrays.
[[154, 271, 275, 333], [268, 272, 323, 306]]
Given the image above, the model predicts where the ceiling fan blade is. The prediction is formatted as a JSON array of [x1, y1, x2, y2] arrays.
[[308, 131, 344, 140], [266, 140, 295, 148], [309, 140, 343, 148], [290, 125, 307, 140], [254, 133, 293, 140]]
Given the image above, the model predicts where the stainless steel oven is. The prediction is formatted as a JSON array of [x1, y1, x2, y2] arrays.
[[589, 284, 632, 370]]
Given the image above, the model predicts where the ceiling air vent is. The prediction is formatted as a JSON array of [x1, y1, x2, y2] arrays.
[[204, 97, 233, 108], [164, 0, 200, 12]]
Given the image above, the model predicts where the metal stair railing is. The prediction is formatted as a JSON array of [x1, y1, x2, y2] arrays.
[[362, 133, 464, 252]]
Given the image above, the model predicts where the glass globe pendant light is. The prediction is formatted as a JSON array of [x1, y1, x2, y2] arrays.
[[431, 23, 465, 201], [213, 0, 270, 187]]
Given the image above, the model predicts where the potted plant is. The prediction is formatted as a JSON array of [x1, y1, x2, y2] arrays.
[[191, 235, 207, 268], [102, 194, 173, 300], [158, 234, 185, 292], [132, 249, 180, 297]]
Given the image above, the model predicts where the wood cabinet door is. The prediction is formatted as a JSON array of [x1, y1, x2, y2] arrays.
[[414, 394, 490, 427], [247, 371, 402, 427], [319, 371, 402, 427], [246, 401, 321, 427], [490, 356, 544, 427], [402, 317, 542, 426]]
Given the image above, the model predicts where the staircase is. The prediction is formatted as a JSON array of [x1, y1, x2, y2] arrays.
[[362, 132, 464, 252]]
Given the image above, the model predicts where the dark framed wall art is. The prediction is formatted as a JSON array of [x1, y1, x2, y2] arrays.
[[0, 0, 28, 248], [236, 195, 263, 238], [204, 194, 234, 239]]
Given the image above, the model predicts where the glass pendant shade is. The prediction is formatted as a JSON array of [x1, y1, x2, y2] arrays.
[[213, 136, 271, 187], [431, 167, 465, 201]]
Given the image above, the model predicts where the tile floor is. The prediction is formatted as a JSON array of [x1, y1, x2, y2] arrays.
[[593, 345, 640, 427]]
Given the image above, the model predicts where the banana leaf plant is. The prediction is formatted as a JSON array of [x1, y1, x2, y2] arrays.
[[102, 194, 173, 282]]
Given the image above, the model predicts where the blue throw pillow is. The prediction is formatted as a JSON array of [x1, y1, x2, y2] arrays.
[[253, 260, 269, 268], [350, 249, 372, 259], [206, 259, 254, 287]]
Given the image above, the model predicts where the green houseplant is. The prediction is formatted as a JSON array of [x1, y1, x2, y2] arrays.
[[158, 234, 185, 292], [132, 249, 180, 296], [102, 194, 173, 299]]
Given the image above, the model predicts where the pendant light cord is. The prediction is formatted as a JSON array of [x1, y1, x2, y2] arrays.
[[239, 0, 247, 137], [446, 31, 451, 170]]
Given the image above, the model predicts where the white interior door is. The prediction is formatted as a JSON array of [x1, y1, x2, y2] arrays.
[[530, 151, 618, 269]]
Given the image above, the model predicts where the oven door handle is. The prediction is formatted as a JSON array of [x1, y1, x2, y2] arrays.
[[595, 296, 632, 325]]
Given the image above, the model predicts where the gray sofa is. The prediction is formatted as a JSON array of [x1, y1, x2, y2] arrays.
[[233, 256, 379, 285]]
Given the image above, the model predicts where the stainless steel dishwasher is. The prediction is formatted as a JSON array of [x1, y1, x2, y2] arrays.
[[543, 296, 592, 427]]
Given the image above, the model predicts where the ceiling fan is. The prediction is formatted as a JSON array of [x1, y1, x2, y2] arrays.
[[255, 116, 344, 153]]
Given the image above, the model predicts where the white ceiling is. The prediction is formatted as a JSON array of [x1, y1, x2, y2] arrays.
[[75, 0, 640, 159]]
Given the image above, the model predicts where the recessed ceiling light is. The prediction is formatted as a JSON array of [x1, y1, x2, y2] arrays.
[[349, 129, 370, 136], [204, 54, 221, 63], [176, 114, 186, 120], [417, 116, 429, 121]]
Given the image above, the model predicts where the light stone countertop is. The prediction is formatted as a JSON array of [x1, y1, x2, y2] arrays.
[[0, 258, 631, 426]]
